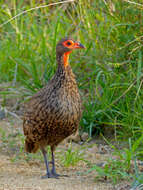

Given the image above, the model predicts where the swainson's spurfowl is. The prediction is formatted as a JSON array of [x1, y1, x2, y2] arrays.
[[23, 38, 85, 178]]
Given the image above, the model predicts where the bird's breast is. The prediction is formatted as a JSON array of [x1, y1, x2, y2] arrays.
[[52, 84, 81, 121]]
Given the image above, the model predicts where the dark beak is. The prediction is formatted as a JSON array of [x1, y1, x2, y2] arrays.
[[79, 43, 85, 49], [74, 42, 85, 49]]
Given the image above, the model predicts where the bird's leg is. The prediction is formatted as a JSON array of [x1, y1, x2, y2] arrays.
[[51, 146, 60, 177], [50, 146, 69, 178], [41, 147, 60, 179], [40, 147, 51, 178]]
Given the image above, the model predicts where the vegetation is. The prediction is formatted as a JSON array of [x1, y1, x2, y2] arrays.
[[0, 0, 143, 185], [60, 142, 84, 167]]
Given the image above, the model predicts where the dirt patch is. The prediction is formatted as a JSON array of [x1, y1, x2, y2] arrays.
[[0, 117, 130, 190], [0, 154, 114, 190]]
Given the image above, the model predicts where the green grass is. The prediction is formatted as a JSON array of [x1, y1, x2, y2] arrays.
[[1, 0, 143, 139], [87, 135, 143, 184], [89, 159, 131, 184], [0, 0, 143, 185], [60, 142, 85, 167]]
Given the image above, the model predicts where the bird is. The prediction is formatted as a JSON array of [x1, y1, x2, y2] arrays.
[[23, 37, 85, 179]]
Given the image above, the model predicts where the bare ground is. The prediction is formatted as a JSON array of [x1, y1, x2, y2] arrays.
[[0, 117, 130, 190]]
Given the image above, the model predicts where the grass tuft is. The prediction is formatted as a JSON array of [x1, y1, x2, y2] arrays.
[[1, 0, 143, 185]]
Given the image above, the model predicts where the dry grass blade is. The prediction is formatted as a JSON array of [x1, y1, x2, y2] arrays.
[[0, 0, 75, 28], [122, 0, 143, 7]]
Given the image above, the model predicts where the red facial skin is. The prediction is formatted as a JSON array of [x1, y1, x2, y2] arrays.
[[62, 40, 84, 67]]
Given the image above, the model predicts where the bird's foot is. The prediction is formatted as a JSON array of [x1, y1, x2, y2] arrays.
[[41, 172, 69, 179], [51, 171, 69, 178], [51, 172, 60, 178], [41, 172, 59, 179]]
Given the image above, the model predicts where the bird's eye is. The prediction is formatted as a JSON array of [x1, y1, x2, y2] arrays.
[[63, 40, 74, 47], [66, 41, 72, 46]]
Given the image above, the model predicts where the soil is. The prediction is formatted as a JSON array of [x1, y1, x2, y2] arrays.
[[0, 116, 130, 190]]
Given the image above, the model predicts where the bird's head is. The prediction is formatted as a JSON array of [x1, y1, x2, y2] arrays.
[[56, 38, 85, 67], [56, 38, 85, 54]]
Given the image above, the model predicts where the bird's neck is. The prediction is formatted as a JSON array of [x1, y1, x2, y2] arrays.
[[56, 51, 72, 68], [56, 52, 76, 82]]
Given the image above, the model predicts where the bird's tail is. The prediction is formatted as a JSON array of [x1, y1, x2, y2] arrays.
[[25, 139, 39, 153]]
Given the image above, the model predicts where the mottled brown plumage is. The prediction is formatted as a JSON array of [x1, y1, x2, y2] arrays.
[[23, 37, 85, 178]]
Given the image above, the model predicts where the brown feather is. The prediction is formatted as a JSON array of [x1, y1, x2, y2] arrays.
[[23, 38, 83, 153]]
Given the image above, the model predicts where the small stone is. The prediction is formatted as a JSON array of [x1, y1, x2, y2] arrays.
[[66, 130, 81, 143], [81, 132, 89, 141]]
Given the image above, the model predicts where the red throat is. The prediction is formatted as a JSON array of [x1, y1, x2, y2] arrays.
[[63, 51, 72, 67]]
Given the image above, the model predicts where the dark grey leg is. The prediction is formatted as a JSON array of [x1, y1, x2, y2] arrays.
[[50, 147, 68, 177], [51, 147, 60, 177], [41, 148, 51, 178]]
